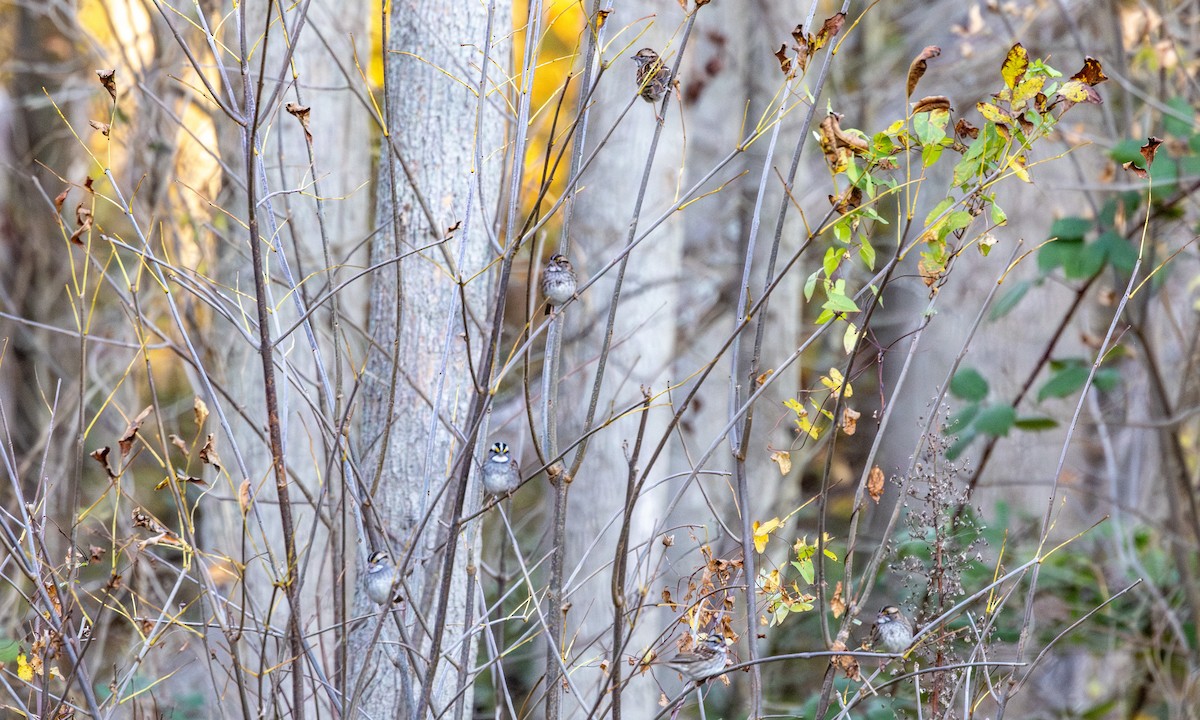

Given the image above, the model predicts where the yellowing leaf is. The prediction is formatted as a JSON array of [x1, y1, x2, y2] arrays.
[[868, 466, 885, 502], [1001, 43, 1028, 89], [843, 322, 860, 354], [17, 652, 32, 682], [753, 517, 781, 553], [770, 450, 792, 476], [821, 368, 853, 398]]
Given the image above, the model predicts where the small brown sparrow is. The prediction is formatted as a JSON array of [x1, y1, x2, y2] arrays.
[[541, 253, 577, 315], [481, 441, 521, 496], [631, 47, 672, 120], [869, 605, 914, 654], [665, 633, 728, 683]]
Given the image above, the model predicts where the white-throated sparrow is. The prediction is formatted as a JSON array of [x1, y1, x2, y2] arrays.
[[869, 605, 914, 654], [666, 633, 729, 683], [364, 550, 398, 605], [481, 441, 521, 496], [541, 253, 577, 315], [632, 47, 672, 121]]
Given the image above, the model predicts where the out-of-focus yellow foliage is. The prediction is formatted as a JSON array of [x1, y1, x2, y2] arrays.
[[514, 0, 586, 237]]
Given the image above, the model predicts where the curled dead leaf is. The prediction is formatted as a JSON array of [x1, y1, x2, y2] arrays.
[[285, 102, 312, 142], [193, 396, 209, 428], [912, 95, 951, 114], [1139, 136, 1163, 168], [868, 465, 885, 503], [199, 433, 223, 470], [906, 45, 941, 98], [955, 117, 979, 139], [88, 119, 110, 136], [831, 580, 846, 618], [841, 407, 860, 435], [69, 203, 93, 245], [119, 405, 154, 456], [90, 447, 116, 479], [169, 434, 188, 456], [238, 479, 252, 516], [96, 69, 116, 101], [1121, 161, 1148, 179], [770, 450, 792, 475], [829, 185, 862, 215], [813, 12, 846, 51], [774, 44, 793, 78], [830, 640, 861, 680]]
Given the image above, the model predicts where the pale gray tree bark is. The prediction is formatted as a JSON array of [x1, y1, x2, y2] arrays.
[[350, 1, 509, 717]]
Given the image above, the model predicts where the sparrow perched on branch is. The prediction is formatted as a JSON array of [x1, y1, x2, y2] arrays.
[[364, 550, 398, 605], [632, 47, 672, 121], [869, 605, 914, 654], [481, 441, 521, 497], [541, 253, 577, 315], [665, 633, 729, 683]]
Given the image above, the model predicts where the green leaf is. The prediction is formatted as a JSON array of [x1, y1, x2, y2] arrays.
[[990, 201, 1008, 226], [804, 270, 819, 301], [1014, 416, 1059, 430], [1038, 364, 1090, 401], [0, 638, 20, 664], [1038, 237, 1081, 274], [974, 404, 1016, 436], [1164, 96, 1194, 138], [1108, 138, 1143, 164], [950, 367, 989, 401], [1048, 216, 1091, 241], [1064, 239, 1107, 279], [946, 428, 978, 460], [989, 279, 1032, 320], [1094, 230, 1138, 272], [859, 239, 877, 270], [946, 402, 980, 433], [1094, 367, 1122, 392]]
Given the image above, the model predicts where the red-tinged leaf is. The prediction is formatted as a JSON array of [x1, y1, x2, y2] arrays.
[[1139, 136, 1163, 167], [774, 44, 793, 77], [1070, 56, 1107, 86], [955, 118, 979, 139], [1122, 160, 1149, 178], [906, 45, 941, 98], [1001, 43, 1028, 89], [813, 12, 845, 51]]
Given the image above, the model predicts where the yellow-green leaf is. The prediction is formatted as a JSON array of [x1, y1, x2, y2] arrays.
[[1001, 43, 1028, 89]]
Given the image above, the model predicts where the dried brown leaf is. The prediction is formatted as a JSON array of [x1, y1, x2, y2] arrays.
[[54, 187, 69, 213], [68, 203, 93, 245], [1139, 136, 1163, 168], [119, 405, 153, 456], [1071, 56, 1107, 86], [285, 102, 312, 142], [868, 465, 885, 502], [912, 95, 951, 114], [770, 450, 792, 475], [773, 44, 793, 78], [90, 447, 116, 479], [829, 185, 862, 215], [238, 479, 252, 516], [88, 119, 110, 136], [96, 69, 116, 101], [830, 640, 861, 680], [955, 117, 979, 139], [199, 433, 222, 470], [830, 581, 846, 618], [813, 12, 846, 51], [193, 396, 209, 428], [906, 45, 941, 98], [1121, 160, 1149, 179], [841, 407, 860, 435], [169, 434, 189, 456]]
